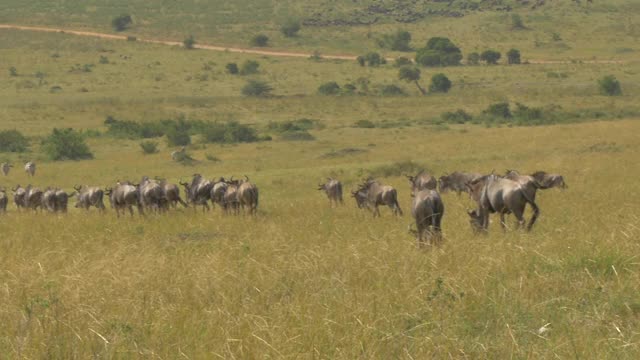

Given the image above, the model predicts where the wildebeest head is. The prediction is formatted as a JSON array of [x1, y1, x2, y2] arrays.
[[531, 171, 567, 189], [467, 209, 484, 234], [351, 188, 368, 208]]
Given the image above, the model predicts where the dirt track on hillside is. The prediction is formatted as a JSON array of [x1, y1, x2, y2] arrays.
[[0, 24, 626, 64]]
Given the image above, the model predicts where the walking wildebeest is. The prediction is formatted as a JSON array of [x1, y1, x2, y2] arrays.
[[24, 161, 36, 177], [237, 175, 259, 215], [74, 185, 106, 211], [23, 185, 43, 211], [138, 177, 166, 213], [466, 174, 540, 232], [42, 188, 58, 212], [1, 163, 12, 176], [531, 171, 567, 190], [318, 177, 343, 206], [155, 177, 187, 209], [354, 178, 403, 217], [54, 189, 74, 213], [222, 178, 240, 214], [410, 189, 444, 247], [405, 171, 437, 196], [180, 174, 213, 212], [106, 181, 143, 217], [438, 171, 483, 195], [12, 185, 26, 210], [210, 177, 228, 209], [0, 188, 7, 212]]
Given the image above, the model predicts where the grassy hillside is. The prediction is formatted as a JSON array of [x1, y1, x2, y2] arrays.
[[0, 7, 640, 358]]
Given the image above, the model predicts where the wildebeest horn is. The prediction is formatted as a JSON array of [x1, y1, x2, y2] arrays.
[[230, 176, 234, 182], [11, 185, 18, 192], [73, 185, 81, 191], [244, 175, 249, 181]]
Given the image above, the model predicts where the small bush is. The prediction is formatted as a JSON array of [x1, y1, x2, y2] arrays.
[[165, 119, 191, 147], [415, 37, 462, 67], [429, 73, 452, 93], [99, 56, 109, 64], [377, 30, 412, 51], [513, 103, 543, 121], [242, 80, 273, 97], [240, 60, 260, 75], [441, 109, 472, 124], [318, 81, 341, 95], [380, 85, 406, 96], [42, 128, 93, 161], [9, 67, 18, 76], [201, 121, 258, 144], [369, 160, 425, 178], [481, 50, 501, 65], [361, 52, 385, 67], [112, 14, 132, 32], [226, 63, 239, 74], [394, 57, 412, 67], [356, 56, 366, 67], [183, 35, 196, 49], [483, 102, 512, 119], [467, 52, 480, 65], [507, 49, 521, 64], [205, 154, 222, 162], [250, 34, 269, 47], [280, 130, 315, 141], [321, 148, 367, 158], [598, 75, 622, 96], [0, 130, 29, 152], [353, 120, 376, 128], [511, 14, 525, 30], [127, 36, 137, 42], [281, 19, 301, 37], [139, 141, 158, 154], [267, 119, 323, 133]]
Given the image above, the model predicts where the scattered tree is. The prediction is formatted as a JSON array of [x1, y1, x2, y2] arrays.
[[480, 50, 501, 65], [483, 102, 512, 119], [318, 82, 341, 95], [358, 52, 386, 67], [0, 130, 29, 152], [250, 34, 269, 47], [429, 73, 452, 93], [140, 140, 159, 154], [356, 56, 366, 67], [165, 120, 191, 147], [398, 66, 426, 95], [467, 52, 480, 65], [9, 67, 17, 77], [240, 60, 260, 75], [42, 128, 93, 160], [394, 57, 412, 67], [183, 35, 196, 49], [378, 30, 412, 51], [507, 49, 521, 64], [242, 80, 273, 97], [281, 19, 301, 37], [111, 14, 132, 32], [511, 14, 525, 30], [380, 85, 406, 96], [598, 75, 622, 96], [226, 63, 239, 74], [415, 37, 462, 67]]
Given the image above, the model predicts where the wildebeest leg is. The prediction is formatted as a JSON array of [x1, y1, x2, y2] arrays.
[[394, 200, 403, 216], [128, 206, 134, 217], [512, 208, 526, 230], [500, 212, 507, 232]]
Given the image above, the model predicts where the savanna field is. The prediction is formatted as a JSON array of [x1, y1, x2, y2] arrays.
[[1, 1, 640, 358]]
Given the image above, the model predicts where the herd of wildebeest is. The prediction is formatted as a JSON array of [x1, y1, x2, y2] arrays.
[[0, 160, 567, 247]]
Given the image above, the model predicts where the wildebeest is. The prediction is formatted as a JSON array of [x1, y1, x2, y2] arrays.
[[12, 185, 26, 209], [438, 171, 482, 195], [24, 161, 36, 177], [466, 174, 539, 232], [222, 179, 240, 214], [405, 171, 437, 196], [351, 188, 368, 209], [180, 174, 213, 212], [138, 177, 166, 213], [74, 185, 106, 211], [106, 181, 143, 217], [0, 188, 7, 212], [237, 175, 259, 215], [171, 146, 187, 161], [156, 177, 187, 209], [210, 177, 228, 208], [1, 163, 12, 176], [318, 177, 343, 206], [531, 171, 567, 189], [54, 189, 74, 212], [410, 189, 444, 247], [23, 185, 43, 211], [354, 178, 403, 217], [42, 188, 58, 212]]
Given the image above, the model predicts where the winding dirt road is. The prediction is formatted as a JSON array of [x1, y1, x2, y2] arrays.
[[0, 24, 626, 64]]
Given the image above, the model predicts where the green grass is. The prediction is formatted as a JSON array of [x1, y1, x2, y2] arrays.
[[1, 13, 640, 358]]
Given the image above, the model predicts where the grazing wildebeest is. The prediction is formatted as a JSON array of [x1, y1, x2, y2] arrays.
[[106, 181, 143, 217], [180, 174, 213, 212], [54, 189, 74, 213], [42, 188, 58, 212], [410, 189, 444, 247], [466, 174, 539, 232], [354, 178, 403, 217], [24, 161, 36, 177], [23, 185, 43, 211], [1, 163, 12, 176], [155, 177, 187, 209], [0, 188, 7, 212], [74, 185, 106, 211], [531, 171, 567, 190], [318, 177, 343, 206], [351, 188, 368, 209], [237, 175, 259, 215], [210, 177, 228, 208], [222, 179, 240, 214], [138, 177, 166, 213], [405, 171, 437, 196], [12, 185, 26, 210], [438, 171, 483, 195]]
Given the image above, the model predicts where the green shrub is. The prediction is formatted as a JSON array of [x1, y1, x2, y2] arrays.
[[429, 73, 452, 93], [318, 81, 341, 95], [42, 128, 93, 160], [598, 75, 622, 96], [250, 34, 269, 47], [441, 109, 472, 124], [240, 60, 260, 75], [242, 80, 273, 97], [377, 30, 412, 51], [201, 121, 258, 144], [368, 160, 425, 177], [507, 49, 521, 64], [126, 36, 137, 42], [267, 119, 323, 133], [165, 119, 191, 147], [353, 120, 376, 128], [281, 19, 301, 37], [111, 14, 132, 31], [380, 85, 406, 96], [361, 52, 385, 67], [226, 63, 239, 74], [481, 50, 501, 65], [280, 130, 315, 141], [183, 35, 196, 50], [513, 103, 543, 121], [483, 102, 512, 119], [0, 130, 29, 152], [356, 56, 366, 67], [467, 52, 480, 65], [394, 57, 412, 67], [415, 37, 462, 67], [205, 153, 221, 162], [140, 140, 159, 154], [511, 14, 525, 30]]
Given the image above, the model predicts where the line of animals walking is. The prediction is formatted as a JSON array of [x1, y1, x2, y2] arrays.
[[1, 160, 566, 247]]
